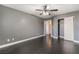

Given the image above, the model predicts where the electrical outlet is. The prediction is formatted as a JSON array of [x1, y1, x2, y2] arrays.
[[12, 38, 14, 41], [7, 39, 10, 42]]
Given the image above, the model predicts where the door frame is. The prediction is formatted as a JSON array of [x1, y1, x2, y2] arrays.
[[58, 18, 64, 39]]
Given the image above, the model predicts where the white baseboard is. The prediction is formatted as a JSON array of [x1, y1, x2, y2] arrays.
[[0, 34, 44, 49], [59, 36, 64, 38], [51, 35, 79, 44], [51, 35, 64, 39], [51, 35, 58, 39], [60, 37, 79, 43], [58, 36, 74, 42], [73, 40, 79, 44], [1, 34, 79, 49]]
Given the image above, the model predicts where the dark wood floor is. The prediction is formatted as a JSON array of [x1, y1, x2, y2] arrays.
[[0, 36, 79, 54]]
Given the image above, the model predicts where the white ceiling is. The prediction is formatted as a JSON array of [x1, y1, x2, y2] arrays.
[[2, 4, 79, 19]]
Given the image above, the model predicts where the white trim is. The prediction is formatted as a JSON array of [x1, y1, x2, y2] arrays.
[[73, 40, 79, 44], [66, 38, 79, 44], [64, 38, 74, 42], [51, 35, 79, 44], [51, 35, 58, 39], [64, 39, 79, 44], [59, 36, 64, 38], [0, 34, 44, 49], [59, 36, 79, 43], [58, 36, 74, 42]]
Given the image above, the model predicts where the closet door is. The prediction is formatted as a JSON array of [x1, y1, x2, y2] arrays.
[[64, 16, 74, 41]]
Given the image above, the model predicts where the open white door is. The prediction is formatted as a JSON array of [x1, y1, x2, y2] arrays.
[[64, 16, 74, 41], [44, 20, 52, 36]]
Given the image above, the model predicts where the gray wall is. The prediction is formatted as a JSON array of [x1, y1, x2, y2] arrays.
[[52, 11, 79, 41], [0, 5, 44, 45]]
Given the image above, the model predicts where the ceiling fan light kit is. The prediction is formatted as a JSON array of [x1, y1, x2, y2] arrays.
[[42, 11, 49, 16]]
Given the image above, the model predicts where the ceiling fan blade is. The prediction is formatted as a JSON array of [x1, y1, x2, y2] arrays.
[[39, 12, 43, 15], [36, 9, 43, 11], [49, 9, 58, 11]]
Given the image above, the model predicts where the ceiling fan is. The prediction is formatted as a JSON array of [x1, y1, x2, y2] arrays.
[[36, 4, 58, 16]]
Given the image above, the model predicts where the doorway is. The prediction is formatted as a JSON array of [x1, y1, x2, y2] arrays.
[[44, 20, 52, 36], [58, 19, 64, 39]]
